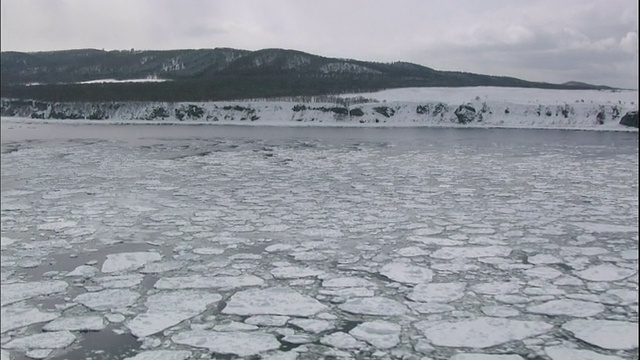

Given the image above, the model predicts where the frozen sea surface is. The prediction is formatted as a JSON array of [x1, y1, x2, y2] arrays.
[[0, 123, 638, 359]]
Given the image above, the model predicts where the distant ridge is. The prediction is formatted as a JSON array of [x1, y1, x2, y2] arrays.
[[0, 48, 616, 102]]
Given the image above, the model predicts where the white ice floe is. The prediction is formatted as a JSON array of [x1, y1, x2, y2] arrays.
[[606, 288, 638, 305], [1, 280, 69, 306], [380, 262, 433, 284], [291, 252, 327, 261], [127, 290, 222, 337], [0, 237, 18, 249], [571, 222, 638, 233], [42, 315, 106, 331], [407, 302, 455, 314], [338, 297, 408, 316], [528, 254, 563, 264], [105, 313, 126, 323], [481, 306, 519, 317], [261, 351, 299, 360], [289, 319, 334, 333], [74, 289, 139, 311], [101, 252, 162, 273], [24, 349, 52, 359], [1, 306, 59, 333], [140, 261, 185, 274], [37, 221, 77, 232], [430, 246, 512, 259], [349, 320, 401, 349], [414, 317, 552, 348], [322, 277, 376, 288], [413, 227, 444, 236], [407, 282, 466, 303], [562, 319, 638, 350], [94, 274, 144, 288], [450, 354, 525, 360], [123, 350, 193, 360], [245, 315, 290, 326], [524, 267, 563, 279], [395, 246, 430, 257], [471, 281, 521, 295], [574, 264, 636, 282], [154, 275, 264, 289], [222, 287, 327, 316], [319, 287, 375, 297], [411, 237, 464, 246], [3, 331, 76, 350], [545, 346, 626, 360], [270, 266, 324, 279], [320, 332, 364, 349], [193, 248, 225, 255], [526, 299, 604, 317], [213, 321, 259, 331], [171, 330, 280, 356], [66, 265, 100, 278]]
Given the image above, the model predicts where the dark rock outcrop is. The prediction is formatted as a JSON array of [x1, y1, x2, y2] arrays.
[[454, 104, 476, 124], [620, 110, 638, 128]]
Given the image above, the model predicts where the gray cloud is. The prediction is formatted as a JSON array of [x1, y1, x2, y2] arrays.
[[1, 0, 637, 88]]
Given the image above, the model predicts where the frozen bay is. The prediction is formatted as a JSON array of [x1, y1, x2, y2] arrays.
[[1, 123, 637, 359]]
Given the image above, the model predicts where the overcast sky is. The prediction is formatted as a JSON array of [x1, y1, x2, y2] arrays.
[[1, 0, 638, 88]]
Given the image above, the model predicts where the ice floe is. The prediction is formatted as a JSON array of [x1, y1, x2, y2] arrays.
[[430, 246, 512, 259], [545, 346, 626, 360], [171, 330, 280, 356], [407, 282, 466, 303], [3, 330, 76, 350], [94, 274, 144, 288], [414, 317, 552, 348], [222, 287, 327, 316], [571, 222, 638, 233], [74, 289, 139, 311], [349, 320, 401, 349], [245, 315, 290, 326], [526, 299, 605, 317], [0, 306, 59, 333], [562, 319, 638, 350], [42, 315, 106, 331], [450, 354, 525, 360], [126, 290, 222, 337], [1, 280, 69, 306], [154, 274, 264, 289], [270, 266, 324, 279], [380, 262, 433, 284], [322, 277, 376, 288], [289, 319, 334, 333], [338, 297, 408, 316], [320, 332, 364, 349], [573, 264, 636, 282], [123, 350, 193, 360], [101, 252, 162, 273]]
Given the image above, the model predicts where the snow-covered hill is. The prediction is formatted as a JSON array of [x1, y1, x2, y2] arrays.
[[1, 87, 637, 130]]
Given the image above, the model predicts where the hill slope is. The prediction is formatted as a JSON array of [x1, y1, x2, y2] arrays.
[[0, 48, 614, 102]]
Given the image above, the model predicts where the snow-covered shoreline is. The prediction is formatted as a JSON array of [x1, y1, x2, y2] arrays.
[[2, 87, 637, 131]]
